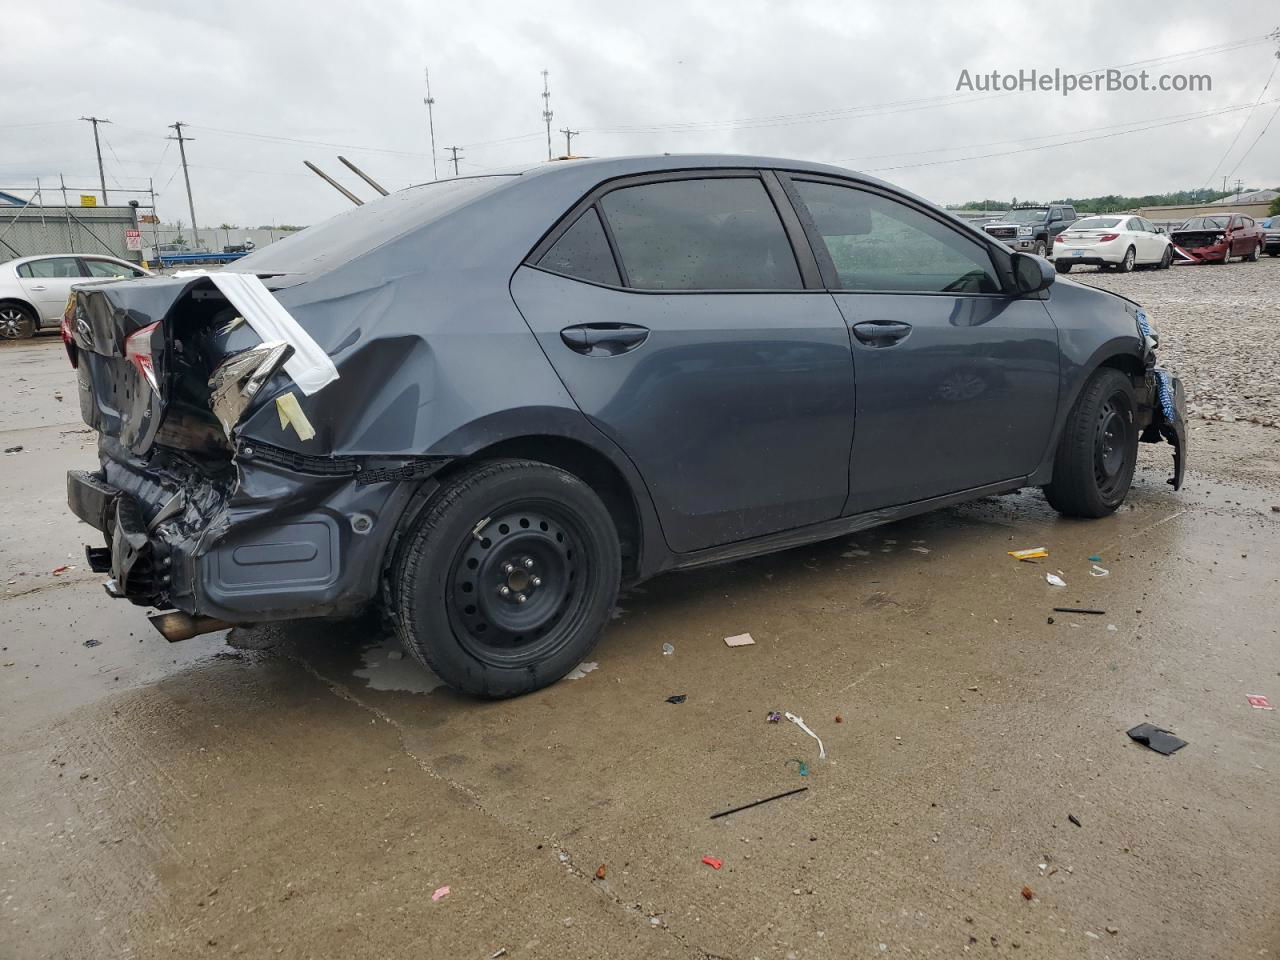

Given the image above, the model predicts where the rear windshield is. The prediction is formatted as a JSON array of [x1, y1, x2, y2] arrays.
[[1070, 217, 1122, 230], [1180, 216, 1228, 230], [231, 175, 517, 275]]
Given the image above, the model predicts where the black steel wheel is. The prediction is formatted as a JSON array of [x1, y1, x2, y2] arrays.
[[390, 459, 621, 698], [0, 303, 35, 340], [1043, 368, 1138, 517]]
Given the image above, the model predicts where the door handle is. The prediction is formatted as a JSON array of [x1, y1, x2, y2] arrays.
[[29, 285, 46, 291], [852, 320, 912, 347], [560, 323, 650, 357]]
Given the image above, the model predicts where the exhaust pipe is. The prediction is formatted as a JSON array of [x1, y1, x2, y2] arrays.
[[148, 611, 233, 643]]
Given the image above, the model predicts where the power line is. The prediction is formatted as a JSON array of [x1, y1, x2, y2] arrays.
[[860, 97, 1280, 173], [1223, 98, 1280, 182], [1202, 33, 1280, 189]]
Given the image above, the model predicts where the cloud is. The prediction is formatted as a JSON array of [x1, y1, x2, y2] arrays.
[[4, 0, 1276, 226]]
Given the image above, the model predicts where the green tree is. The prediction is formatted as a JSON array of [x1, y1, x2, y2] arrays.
[[1268, 196, 1280, 218]]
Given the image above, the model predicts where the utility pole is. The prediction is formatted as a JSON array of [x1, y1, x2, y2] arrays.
[[445, 146, 463, 176], [1222, 175, 1229, 198], [541, 69, 553, 162], [1234, 178, 1244, 203], [560, 128, 579, 156], [80, 116, 111, 204], [167, 122, 199, 247], [423, 67, 438, 181]]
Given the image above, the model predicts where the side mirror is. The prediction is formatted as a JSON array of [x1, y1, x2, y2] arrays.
[[1011, 251, 1055, 295], [1156, 227, 1165, 234]]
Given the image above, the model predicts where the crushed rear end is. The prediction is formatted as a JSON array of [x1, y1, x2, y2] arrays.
[[63, 273, 441, 637]]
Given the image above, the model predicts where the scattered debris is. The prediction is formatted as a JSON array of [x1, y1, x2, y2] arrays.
[[1009, 547, 1048, 560], [275, 391, 316, 441], [785, 711, 826, 759], [490, 950, 509, 959], [724, 633, 755, 647], [595, 864, 606, 880], [53, 391, 63, 402], [1088, 555, 1102, 563], [665, 694, 686, 704], [1246, 694, 1274, 710], [82, 639, 101, 649], [766, 711, 782, 724], [1068, 814, 1082, 828], [1126, 723, 1187, 755], [1089, 564, 1110, 577], [3, 445, 22, 453], [700, 856, 723, 870], [661, 642, 674, 656], [1047, 616, 1055, 624], [1021, 885, 1035, 900], [1045, 573, 1066, 587], [785, 758, 810, 778], [710, 786, 808, 820], [1085, 931, 1100, 940], [51, 565, 71, 576], [1107, 624, 1118, 631], [431, 885, 450, 902], [1105, 926, 1119, 936], [834, 714, 843, 723], [1052, 607, 1106, 615], [564, 661, 599, 680], [910, 546, 930, 554]]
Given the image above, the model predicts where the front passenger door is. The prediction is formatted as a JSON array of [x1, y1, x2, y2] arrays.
[[783, 177, 1061, 514]]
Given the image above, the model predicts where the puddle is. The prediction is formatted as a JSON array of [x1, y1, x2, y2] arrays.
[[352, 635, 446, 694]]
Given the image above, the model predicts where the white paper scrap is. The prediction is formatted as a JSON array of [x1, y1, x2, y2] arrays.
[[724, 633, 755, 647], [784, 711, 826, 760]]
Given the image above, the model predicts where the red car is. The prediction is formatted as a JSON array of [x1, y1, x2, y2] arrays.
[[1170, 213, 1264, 264]]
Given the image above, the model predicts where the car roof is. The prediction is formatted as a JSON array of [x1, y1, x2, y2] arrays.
[[1, 253, 132, 267]]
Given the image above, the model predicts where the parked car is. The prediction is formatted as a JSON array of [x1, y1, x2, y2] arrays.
[[982, 204, 1078, 257], [0, 254, 151, 339], [1169, 213, 1263, 264], [1052, 215, 1173, 273], [63, 155, 1186, 698], [1262, 217, 1280, 257]]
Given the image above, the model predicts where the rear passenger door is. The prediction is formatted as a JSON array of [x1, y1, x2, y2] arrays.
[[779, 175, 1061, 514], [511, 171, 856, 553], [16, 257, 84, 321]]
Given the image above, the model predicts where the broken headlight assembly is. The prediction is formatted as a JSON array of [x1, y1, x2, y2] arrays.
[[208, 340, 293, 437]]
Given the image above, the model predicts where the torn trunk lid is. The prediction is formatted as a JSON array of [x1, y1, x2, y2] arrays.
[[69, 274, 314, 456]]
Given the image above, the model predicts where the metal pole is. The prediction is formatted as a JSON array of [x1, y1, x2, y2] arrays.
[[81, 117, 111, 204], [337, 156, 389, 196], [168, 122, 199, 245], [60, 174, 74, 249], [424, 67, 438, 182], [560, 128, 579, 156], [149, 178, 160, 259], [445, 147, 463, 176], [541, 70, 553, 162], [302, 161, 364, 205], [35, 178, 45, 227]]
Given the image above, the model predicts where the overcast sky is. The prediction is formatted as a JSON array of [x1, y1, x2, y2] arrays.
[[4, 1, 1278, 227]]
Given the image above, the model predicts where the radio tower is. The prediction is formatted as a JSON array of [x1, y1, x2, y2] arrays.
[[541, 69, 554, 161], [424, 67, 438, 181]]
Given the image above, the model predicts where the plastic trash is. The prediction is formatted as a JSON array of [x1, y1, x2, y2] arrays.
[[766, 711, 782, 723], [661, 643, 674, 656], [1009, 547, 1048, 560], [1126, 722, 1187, 755], [1089, 564, 1110, 577], [431, 885, 450, 902], [1046, 573, 1066, 587], [701, 856, 723, 869], [1246, 694, 1274, 710], [785, 758, 810, 777], [565, 661, 599, 680], [709, 786, 808, 820], [785, 711, 826, 760], [1088, 555, 1102, 563], [665, 694, 686, 704]]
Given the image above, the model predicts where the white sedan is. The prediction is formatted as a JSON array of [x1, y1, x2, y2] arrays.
[[1052, 216, 1172, 274], [0, 254, 152, 339]]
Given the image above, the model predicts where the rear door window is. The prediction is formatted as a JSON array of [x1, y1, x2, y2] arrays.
[[792, 180, 1001, 294], [537, 207, 620, 286], [598, 177, 802, 290], [17, 257, 83, 279]]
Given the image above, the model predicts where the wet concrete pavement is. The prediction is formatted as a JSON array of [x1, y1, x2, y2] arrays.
[[2, 334, 1278, 959]]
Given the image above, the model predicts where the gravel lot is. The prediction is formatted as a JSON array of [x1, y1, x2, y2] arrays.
[[1070, 254, 1280, 427]]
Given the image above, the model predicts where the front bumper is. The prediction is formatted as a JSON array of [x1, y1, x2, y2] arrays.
[[990, 236, 1039, 251], [1139, 369, 1186, 491], [1264, 236, 1280, 253], [67, 444, 420, 623], [1174, 242, 1229, 263]]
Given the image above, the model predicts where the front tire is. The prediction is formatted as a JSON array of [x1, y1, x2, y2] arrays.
[[0, 303, 36, 340], [390, 459, 621, 698], [1043, 369, 1139, 518], [1033, 240, 1047, 258]]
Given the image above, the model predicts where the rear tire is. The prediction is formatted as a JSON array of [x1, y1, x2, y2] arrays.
[[0, 303, 36, 340], [1118, 246, 1136, 273], [1055, 261, 1073, 274], [1043, 368, 1139, 518], [1246, 242, 1260, 262], [390, 459, 621, 699]]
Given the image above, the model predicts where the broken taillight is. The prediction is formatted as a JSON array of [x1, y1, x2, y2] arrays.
[[125, 321, 160, 393], [61, 294, 78, 368], [207, 341, 293, 437]]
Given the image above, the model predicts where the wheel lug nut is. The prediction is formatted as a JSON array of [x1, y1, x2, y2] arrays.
[[498, 585, 511, 597], [503, 562, 514, 574], [515, 593, 527, 604], [531, 576, 542, 587], [523, 558, 535, 569]]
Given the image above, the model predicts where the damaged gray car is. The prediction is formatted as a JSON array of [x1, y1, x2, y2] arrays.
[[64, 154, 1186, 698]]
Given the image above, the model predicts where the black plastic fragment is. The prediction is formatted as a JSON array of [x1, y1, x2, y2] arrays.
[[1068, 813, 1082, 828], [665, 694, 686, 704], [1126, 723, 1187, 755]]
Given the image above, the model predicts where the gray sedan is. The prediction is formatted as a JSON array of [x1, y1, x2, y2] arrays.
[[63, 154, 1186, 698]]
